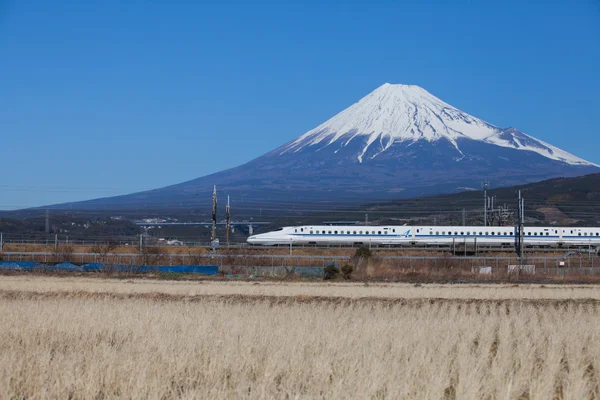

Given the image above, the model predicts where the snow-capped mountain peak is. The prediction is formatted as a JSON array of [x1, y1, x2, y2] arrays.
[[281, 83, 595, 166]]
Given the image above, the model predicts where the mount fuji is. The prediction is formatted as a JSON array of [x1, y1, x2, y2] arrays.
[[58, 83, 599, 209]]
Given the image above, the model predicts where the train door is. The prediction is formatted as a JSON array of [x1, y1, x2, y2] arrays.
[[559, 229, 563, 245]]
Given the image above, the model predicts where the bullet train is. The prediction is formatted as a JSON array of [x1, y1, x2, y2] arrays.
[[247, 225, 600, 247]]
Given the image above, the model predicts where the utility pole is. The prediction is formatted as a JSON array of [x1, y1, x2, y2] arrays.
[[225, 195, 231, 246], [45, 209, 50, 234], [365, 213, 368, 225], [482, 181, 488, 226], [515, 190, 524, 262], [462, 209, 466, 226], [211, 185, 218, 242]]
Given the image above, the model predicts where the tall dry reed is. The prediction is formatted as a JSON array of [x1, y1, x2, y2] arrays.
[[0, 278, 600, 399]]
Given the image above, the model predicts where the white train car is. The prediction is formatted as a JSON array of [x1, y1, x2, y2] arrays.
[[246, 225, 600, 247]]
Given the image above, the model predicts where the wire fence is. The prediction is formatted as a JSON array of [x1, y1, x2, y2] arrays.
[[1, 251, 599, 277]]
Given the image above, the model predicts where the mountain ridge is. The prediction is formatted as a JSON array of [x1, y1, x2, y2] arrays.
[[44, 83, 599, 210]]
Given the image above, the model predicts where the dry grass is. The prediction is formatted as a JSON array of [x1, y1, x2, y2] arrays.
[[2, 277, 600, 399], [2, 242, 573, 258], [2, 276, 600, 300]]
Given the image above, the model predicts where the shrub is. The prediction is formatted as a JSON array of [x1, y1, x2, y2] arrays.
[[341, 264, 353, 280], [142, 246, 164, 266], [323, 263, 339, 280], [53, 245, 75, 264], [354, 246, 372, 259]]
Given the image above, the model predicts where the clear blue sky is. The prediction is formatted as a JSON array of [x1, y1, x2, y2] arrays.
[[1, 0, 599, 209]]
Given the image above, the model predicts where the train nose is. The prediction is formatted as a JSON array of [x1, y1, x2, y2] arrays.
[[247, 235, 260, 244]]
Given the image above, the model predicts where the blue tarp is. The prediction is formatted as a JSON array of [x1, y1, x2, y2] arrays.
[[290, 267, 324, 278], [0, 261, 218, 275]]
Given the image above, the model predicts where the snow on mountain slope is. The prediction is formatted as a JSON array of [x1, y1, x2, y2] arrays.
[[281, 83, 595, 166]]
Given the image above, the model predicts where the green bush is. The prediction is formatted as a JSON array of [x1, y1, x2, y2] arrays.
[[341, 264, 353, 280], [323, 263, 339, 280], [354, 246, 372, 259]]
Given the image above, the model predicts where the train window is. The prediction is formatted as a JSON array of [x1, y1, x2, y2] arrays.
[[295, 229, 297, 233], [392, 229, 395, 233], [417, 229, 420, 233], [436, 231, 439, 235], [378, 231, 381, 235], [491, 232, 495, 236], [479, 232, 483, 235], [359, 231, 363, 234], [334, 231, 338, 234], [454, 232, 458, 235], [546, 232, 549, 236], [353, 231, 356, 234], [579, 233, 582, 236], [597, 233, 599, 236], [442, 231, 445, 235], [300, 228, 304, 232], [555, 230, 558, 234], [467, 232, 470, 235], [571, 230, 573, 234], [310, 231, 313, 234], [384, 231, 388, 235], [328, 231, 332, 234], [460, 232, 464, 235]]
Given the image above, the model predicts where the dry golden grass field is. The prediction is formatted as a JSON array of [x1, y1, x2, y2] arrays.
[[2, 276, 600, 399]]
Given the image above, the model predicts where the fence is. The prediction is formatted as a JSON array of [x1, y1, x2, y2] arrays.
[[1, 251, 599, 277]]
